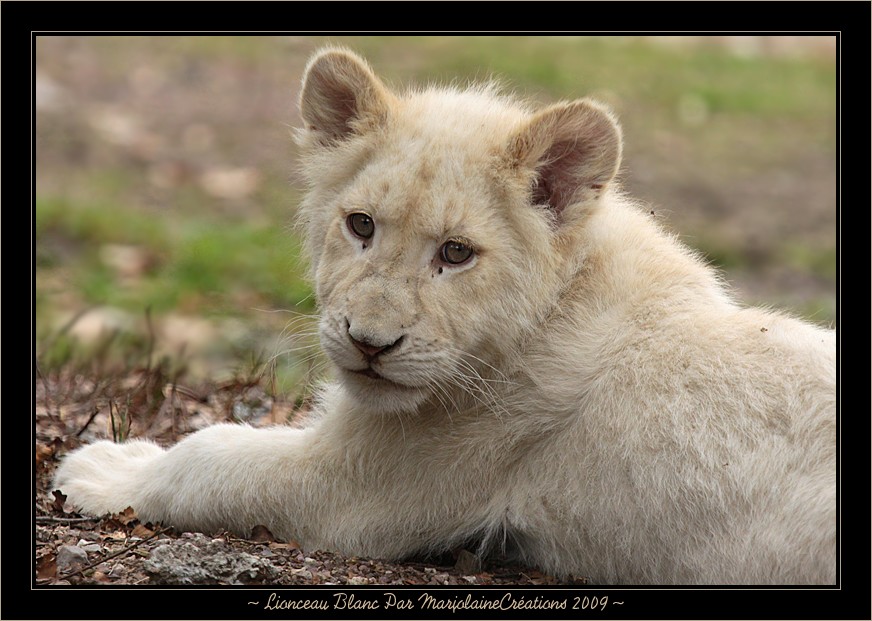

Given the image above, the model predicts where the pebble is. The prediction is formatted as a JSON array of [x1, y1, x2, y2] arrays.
[[77, 539, 101, 551], [289, 568, 312, 580], [56, 545, 88, 574], [108, 564, 126, 579]]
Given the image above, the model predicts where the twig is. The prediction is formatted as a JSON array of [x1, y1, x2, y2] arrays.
[[169, 383, 205, 402], [170, 380, 178, 441], [398, 560, 455, 572], [35, 516, 101, 524], [109, 400, 118, 443], [124, 392, 132, 441], [75, 407, 101, 438], [144, 306, 155, 372], [35, 359, 60, 422], [38, 306, 92, 359], [215, 378, 259, 392], [59, 527, 168, 580], [490, 571, 524, 579]]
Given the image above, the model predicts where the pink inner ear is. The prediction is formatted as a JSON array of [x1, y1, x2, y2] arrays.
[[300, 51, 392, 145], [306, 76, 360, 140], [532, 140, 588, 218]]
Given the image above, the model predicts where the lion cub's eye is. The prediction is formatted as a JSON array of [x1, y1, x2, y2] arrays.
[[347, 213, 375, 239], [439, 240, 474, 265]]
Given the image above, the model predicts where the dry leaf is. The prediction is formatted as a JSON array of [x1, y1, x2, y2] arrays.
[[51, 490, 68, 514], [268, 539, 301, 551], [250, 524, 275, 543], [36, 554, 57, 580], [36, 444, 55, 467], [131, 524, 154, 538], [102, 517, 125, 532], [117, 507, 138, 526]]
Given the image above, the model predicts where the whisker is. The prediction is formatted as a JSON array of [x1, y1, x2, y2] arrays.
[[423, 377, 458, 423], [444, 366, 510, 421], [446, 347, 515, 385], [252, 307, 319, 319]]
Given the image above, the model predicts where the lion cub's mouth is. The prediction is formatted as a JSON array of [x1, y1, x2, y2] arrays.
[[346, 366, 416, 391], [353, 367, 384, 380]]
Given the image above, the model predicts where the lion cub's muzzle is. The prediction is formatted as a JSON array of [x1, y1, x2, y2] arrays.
[[346, 318, 405, 363], [330, 312, 410, 382]]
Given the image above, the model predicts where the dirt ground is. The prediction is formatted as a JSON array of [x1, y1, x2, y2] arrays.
[[35, 369, 587, 587]]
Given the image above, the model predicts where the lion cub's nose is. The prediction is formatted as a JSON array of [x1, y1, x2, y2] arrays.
[[347, 322, 403, 359]]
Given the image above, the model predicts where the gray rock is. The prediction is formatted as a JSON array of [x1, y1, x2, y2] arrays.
[[108, 563, 126, 579], [454, 549, 482, 574], [143, 533, 278, 585], [56, 545, 89, 574], [348, 576, 370, 585], [77, 539, 102, 553], [289, 567, 313, 580]]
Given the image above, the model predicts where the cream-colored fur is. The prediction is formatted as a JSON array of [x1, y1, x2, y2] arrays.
[[54, 48, 836, 585]]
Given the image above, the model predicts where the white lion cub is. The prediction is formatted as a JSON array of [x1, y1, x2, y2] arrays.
[[54, 48, 836, 585]]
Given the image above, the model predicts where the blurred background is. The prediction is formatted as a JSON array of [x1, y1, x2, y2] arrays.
[[35, 35, 837, 395]]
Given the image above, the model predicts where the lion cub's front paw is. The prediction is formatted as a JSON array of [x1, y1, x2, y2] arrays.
[[53, 440, 165, 516]]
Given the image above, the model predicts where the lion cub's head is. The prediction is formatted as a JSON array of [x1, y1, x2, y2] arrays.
[[295, 48, 622, 414]]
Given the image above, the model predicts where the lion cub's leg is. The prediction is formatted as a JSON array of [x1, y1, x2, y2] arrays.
[[54, 424, 312, 538], [53, 419, 456, 558]]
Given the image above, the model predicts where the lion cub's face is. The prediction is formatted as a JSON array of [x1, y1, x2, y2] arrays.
[[296, 49, 621, 414], [312, 130, 532, 415]]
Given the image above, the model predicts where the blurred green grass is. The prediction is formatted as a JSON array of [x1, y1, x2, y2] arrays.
[[36, 196, 309, 313], [35, 35, 837, 387]]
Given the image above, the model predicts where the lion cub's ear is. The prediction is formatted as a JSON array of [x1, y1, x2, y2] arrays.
[[299, 48, 395, 144], [509, 99, 622, 218]]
